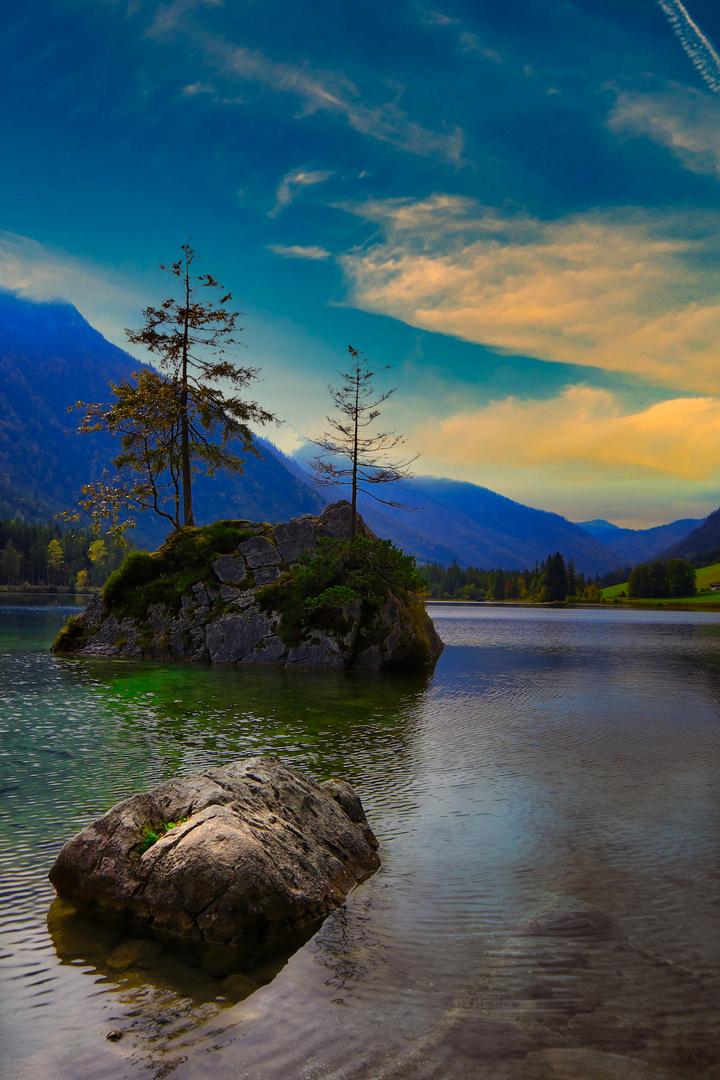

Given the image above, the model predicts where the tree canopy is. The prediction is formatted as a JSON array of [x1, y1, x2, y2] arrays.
[[627, 559, 696, 598], [67, 243, 277, 540]]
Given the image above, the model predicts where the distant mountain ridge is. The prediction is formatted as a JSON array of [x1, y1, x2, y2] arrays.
[[654, 508, 720, 566], [289, 440, 626, 574], [577, 517, 705, 565], [0, 290, 323, 546], [0, 289, 704, 574]]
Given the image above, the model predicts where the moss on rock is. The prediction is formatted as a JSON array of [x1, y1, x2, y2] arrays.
[[51, 503, 444, 669]]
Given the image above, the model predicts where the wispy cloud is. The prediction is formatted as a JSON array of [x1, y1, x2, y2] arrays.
[[267, 244, 331, 260], [269, 167, 334, 217], [191, 36, 465, 163], [148, 3, 466, 162], [181, 81, 216, 95], [657, 0, 720, 93], [417, 386, 720, 481], [421, 11, 460, 26], [608, 85, 720, 177], [148, 0, 223, 38], [458, 32, 502, 62], [0, 231, 145, 347], [337, 195, 720, 393]]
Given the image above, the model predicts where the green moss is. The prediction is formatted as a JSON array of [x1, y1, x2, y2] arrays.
[[135, 816, 190, 856], [102, 520, 256, 622], [52, 614, 89, 654]]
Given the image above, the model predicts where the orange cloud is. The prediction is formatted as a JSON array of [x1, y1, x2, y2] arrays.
[[417, 387, 720, 481], [339, 197, 720, 392]]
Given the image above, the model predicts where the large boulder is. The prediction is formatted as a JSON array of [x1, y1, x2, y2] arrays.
[[48, 758, 380, 946], [53, 501, 444, 669]]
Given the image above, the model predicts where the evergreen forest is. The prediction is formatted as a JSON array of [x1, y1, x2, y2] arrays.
[[419, 552, 603, 602], [0, 520, 126, 589]]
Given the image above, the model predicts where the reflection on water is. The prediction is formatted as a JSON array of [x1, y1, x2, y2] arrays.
[[2, 601, 720, 1078], [48, 896, 320, 998]]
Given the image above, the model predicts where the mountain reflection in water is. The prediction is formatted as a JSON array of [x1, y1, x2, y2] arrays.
[[1, 600, 720, 1079]]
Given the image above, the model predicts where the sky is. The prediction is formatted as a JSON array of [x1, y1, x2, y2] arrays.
[[4, 0, 720, 527]]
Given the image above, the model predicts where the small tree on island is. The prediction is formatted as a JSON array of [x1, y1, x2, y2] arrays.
[[66, 244, 277, 541], [307, 346, 418, 541]]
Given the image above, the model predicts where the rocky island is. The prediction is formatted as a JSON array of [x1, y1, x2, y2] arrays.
[[49, 757, 380, 948], [53, 501, 444, 668]]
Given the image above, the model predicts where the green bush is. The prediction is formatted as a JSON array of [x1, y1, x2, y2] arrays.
[[257, 535, 425, 644], [102, 520, 255, 620], [53, 614, 89, 653]]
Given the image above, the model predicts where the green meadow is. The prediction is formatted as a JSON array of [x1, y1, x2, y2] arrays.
[[602, 563, 720, 606]]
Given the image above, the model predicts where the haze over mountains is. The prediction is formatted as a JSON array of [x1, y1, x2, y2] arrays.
[[0, 289, 709, 574], [576, 518, 706, 567]]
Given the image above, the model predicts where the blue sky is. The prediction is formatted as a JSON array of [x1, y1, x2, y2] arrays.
[[4, 0, 720, 526]]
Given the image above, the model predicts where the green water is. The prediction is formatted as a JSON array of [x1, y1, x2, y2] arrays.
[[2, 599, 720, 1079]]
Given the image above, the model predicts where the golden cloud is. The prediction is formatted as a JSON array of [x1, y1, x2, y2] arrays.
[[338, 196, 720, 392], [416, 386, 720, 481]]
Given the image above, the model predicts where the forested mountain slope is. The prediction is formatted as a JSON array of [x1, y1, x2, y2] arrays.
[[0, 290, 323, 545], [1, 289, 666, 574], [578, 517, 705, 565], [654, 507, 720, 567]]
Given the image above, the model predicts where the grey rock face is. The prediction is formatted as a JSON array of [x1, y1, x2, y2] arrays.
[[241, 635, 289, 665], [55, 501, 444, 669], [48, 757, 381, 946], [315, 501, 374, 541], [271, 517, 316, 562], [206, 612, 277, 663], [239, 535, 281, 568], [254, 564, 281, 585], [212, 555, 248, 584]]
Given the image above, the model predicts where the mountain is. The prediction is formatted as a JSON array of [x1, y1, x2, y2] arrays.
[[0, 289, 652, 575], [356, 477, 623, 575], [577, 517, 705, 565], [288, 448, 624, 574], [0, 290, 323, 546], [653, 507, 720, 566]]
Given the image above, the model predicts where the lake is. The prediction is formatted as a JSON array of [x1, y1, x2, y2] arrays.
[[2, 599, 720, 1080]]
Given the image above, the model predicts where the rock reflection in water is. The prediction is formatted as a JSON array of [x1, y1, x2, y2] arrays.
[[48, 896, 317, 1004]]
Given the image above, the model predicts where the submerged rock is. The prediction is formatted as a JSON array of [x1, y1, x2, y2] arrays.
[[48, 757, 380, 947], [52, 501, 444, 669]]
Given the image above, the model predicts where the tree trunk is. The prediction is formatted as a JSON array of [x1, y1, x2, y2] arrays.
[[350, 370, 359, 542], [180, 262, 195, 527]]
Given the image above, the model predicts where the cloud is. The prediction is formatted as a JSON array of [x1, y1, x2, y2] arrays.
[[337, 195, 720, 393], [196, 36, 465, 163], [416, 386, 720, 481], [267, 244, 332, 260], [608, 85, 720, 176], [458, 32, 502, 62], [422, 11, 460, 26], [181, 81, 216, 95], [269, 168, 334, 217], [148, 0, 223, 38], [0, 231, 145, 347], [656, 0, 720, 94]]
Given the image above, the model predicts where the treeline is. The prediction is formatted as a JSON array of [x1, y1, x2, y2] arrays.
[[419, 552, 603, 603], [626, 559, 696, 599], [0, 520, 127, 589]]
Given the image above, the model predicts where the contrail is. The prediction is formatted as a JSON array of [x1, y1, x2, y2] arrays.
[[657, 0, 720, 93]]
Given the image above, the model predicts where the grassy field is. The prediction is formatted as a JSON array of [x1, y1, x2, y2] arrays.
[[602, 562, 720, 605]]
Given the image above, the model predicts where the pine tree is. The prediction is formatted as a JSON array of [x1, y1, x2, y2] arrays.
[[68, 243, 277, 540], [308, 346, 417, 542]]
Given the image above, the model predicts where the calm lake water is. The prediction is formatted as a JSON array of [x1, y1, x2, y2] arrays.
[[2, 599, 720, 1080]]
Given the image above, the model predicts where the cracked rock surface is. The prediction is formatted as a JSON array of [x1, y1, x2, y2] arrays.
[[48, 757, 381, 945], [54, 500, 444, 669]]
